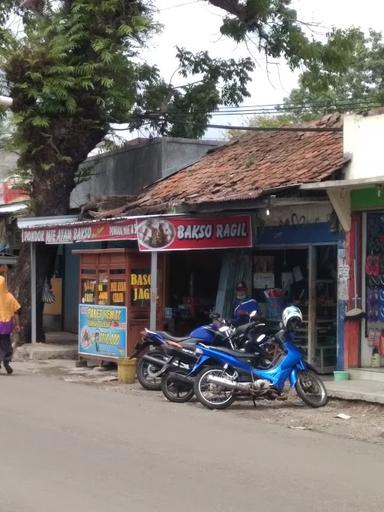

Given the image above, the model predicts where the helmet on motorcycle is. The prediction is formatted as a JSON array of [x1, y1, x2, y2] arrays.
[[282, 305, 303, 331]]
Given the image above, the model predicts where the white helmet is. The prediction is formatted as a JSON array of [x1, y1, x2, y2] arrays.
[[282, 305, 303, 330]]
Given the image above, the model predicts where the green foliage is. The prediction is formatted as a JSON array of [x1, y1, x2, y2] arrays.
[[283, 29, 384, 117], [226, 113, 296, 139], [132, 48, 255, 138], [207, 0, 323, 68], [0, 1, 370, 216]]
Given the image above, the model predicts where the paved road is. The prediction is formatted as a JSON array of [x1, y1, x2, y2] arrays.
[[1, 372, 383, 512]]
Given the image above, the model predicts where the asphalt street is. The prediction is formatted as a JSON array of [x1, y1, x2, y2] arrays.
[[0, 372, 383, 512]]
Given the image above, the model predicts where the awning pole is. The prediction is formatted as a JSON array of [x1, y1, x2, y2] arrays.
[[150, 251, 158, 330], [30, 242, 37, 344]]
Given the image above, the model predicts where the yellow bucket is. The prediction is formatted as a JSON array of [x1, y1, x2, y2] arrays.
[[117, 358, 137, 384]]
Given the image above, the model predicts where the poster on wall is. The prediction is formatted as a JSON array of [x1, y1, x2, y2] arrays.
[[136, 215, 252, 252], [78, 305, 127, 359]]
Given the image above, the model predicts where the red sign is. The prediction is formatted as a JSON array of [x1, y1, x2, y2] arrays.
[[136, 215, 252, 252], [21, 219, 137, 244]]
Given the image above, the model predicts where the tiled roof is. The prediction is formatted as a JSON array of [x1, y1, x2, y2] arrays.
[[89, 116, 347, 218]]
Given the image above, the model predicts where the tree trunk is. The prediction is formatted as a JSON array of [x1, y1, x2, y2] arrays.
[[8, 123, 106, 342]]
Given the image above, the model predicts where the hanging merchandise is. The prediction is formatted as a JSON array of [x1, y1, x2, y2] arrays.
[[366, 255, 380, 276], [42, 279, 56, 304]]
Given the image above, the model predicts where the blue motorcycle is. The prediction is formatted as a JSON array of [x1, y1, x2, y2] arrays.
[[190, 306, 328, 410]]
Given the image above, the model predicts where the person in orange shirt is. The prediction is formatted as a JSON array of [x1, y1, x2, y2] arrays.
[[0, 276, 21, 374]]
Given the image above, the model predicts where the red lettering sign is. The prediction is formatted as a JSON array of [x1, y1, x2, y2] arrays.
[[136, 215, 252, 251], [22, 219, 137, 244]]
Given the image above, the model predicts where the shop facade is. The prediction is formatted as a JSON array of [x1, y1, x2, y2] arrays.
[[20, 213, 253, 360], [341, 188, 384, 369], [19, 201, 345, 372]]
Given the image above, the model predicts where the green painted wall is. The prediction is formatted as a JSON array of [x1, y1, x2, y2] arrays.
[[351, 188, 384, 210]]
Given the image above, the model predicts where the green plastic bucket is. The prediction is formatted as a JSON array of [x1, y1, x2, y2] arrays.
[[333, 371, 350, 381]]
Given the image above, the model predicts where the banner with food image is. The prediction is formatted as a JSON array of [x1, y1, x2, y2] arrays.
[[78, 305, 127, 359], [136, 215, 252, 252]]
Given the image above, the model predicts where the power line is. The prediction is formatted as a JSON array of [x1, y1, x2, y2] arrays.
[[205, 124, 342, 132], [159, 0, 202, 11]]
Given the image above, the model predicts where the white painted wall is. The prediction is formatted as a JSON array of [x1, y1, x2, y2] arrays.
[[344, 113, 384, 180]]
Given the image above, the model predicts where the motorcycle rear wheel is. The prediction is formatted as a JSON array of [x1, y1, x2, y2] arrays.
[[295, 369, 328, 408], [161, 369, 194, 403], [194, 366, 236, 410], [137, 350, 167, 390]]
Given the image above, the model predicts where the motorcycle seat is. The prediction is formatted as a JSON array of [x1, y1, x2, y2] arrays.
[[157, 331, 192, 343], [180, 340, 198, 350], [212, 347, 256, 359]]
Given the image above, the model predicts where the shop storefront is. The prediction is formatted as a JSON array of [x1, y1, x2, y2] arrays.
[[344, 187, 384, 369], [20, 213, 252, 360], [353, 192, 384, 368], [19, 205, 344, 372], [252, 245, 338, 372], [248, 204, 343, 373]]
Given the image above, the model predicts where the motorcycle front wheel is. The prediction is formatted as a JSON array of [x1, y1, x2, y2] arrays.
[[161, 369, 194, 403], [194, 366, 236, 410], [295, 369, 328, 407], [136, 350, 168, 390]]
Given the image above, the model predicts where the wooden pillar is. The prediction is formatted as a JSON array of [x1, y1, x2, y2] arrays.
[[344, 213, 361, 368]]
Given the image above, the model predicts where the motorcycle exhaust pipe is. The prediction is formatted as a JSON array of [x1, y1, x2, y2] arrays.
[[169, 372, 194, 385], [142, 354, 167, 366], [206, 375, 270, 393], [206, 375, 252, 392]]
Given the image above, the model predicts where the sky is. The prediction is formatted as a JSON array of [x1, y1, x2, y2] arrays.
[[127, 0, 384, 140]]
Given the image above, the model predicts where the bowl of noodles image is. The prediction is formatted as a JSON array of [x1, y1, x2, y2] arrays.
[[80, 328, 92, 349], [137, 219, 176, 249]]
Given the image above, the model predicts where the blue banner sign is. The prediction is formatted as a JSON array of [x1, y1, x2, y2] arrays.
[[78, 305, 127, 359]]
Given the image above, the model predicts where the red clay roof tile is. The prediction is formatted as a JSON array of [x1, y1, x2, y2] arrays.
[[119, 118, 347, 215]]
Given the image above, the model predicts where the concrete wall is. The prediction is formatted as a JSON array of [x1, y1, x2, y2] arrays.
[[344, 113, 384, 180], [70, 138, 220, 209]]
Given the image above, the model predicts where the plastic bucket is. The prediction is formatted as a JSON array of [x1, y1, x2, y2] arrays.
[[333, 370, 350, 381], [117, 358, 137, 384]]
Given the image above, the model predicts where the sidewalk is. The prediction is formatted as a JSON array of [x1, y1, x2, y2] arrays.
[[326, 379, 384, 405], [13, 331, 78, 361]]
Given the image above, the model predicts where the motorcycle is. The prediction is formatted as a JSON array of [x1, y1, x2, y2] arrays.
[[132, 315, 235, 391], [187, 318, 328, 410], [160, 316, 274, 403]]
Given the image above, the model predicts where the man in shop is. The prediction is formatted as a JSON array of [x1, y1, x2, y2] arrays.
[[231, 281, 261, 326]]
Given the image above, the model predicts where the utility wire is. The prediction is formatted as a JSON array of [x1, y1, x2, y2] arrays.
[[158, 0, 202, 11], [206, 124, 342, 132]]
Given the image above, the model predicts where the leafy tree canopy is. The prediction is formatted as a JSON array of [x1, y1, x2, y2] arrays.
[[283, 28, 384, 118], [226, 28, 384, 137]]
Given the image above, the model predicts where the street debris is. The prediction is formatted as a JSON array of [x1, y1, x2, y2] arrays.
[[336, 413, 352, 420]]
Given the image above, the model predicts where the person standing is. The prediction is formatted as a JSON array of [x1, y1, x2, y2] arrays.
[[0, 275, 21, 374], [231, 281, 261, 326]]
